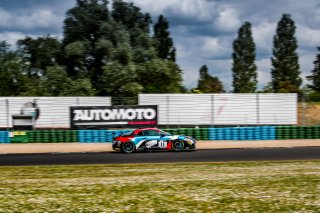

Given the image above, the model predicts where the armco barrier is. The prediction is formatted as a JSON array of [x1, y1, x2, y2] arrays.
[[0, 131, 10, 143]]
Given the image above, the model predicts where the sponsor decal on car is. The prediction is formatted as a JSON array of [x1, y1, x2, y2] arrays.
[[112, 128, 196, 153]]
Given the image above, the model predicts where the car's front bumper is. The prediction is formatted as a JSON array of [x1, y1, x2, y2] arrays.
[[184, 143, 197, 151]]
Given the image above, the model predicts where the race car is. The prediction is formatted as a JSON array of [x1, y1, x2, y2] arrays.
[[112, 128, 196, 153]]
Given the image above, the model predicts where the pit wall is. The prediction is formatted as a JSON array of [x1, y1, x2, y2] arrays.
[[1, 126, 320, 143]]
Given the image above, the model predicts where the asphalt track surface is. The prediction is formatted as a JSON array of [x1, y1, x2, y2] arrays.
[[0, 147, 319, 166]]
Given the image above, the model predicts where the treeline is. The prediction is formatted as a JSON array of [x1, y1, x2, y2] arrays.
[[0, 0, 184, 98], [230, 14, 303, 94], [0, 0, 320, 101], [197, 14, 320, 101]]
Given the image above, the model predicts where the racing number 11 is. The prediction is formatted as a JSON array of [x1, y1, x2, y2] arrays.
[[158, 140, 167, 148]]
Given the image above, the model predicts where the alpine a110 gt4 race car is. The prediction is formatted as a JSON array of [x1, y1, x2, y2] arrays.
[[112, 128, 196, 153]]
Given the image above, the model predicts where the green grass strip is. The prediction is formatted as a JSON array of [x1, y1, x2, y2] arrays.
[[0, 161, 319, 212]]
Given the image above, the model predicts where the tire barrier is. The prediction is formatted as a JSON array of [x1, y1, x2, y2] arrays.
[[78, 130, 112, 143], [1, 126, 320, 143], [276, 126, 320, 140], [78, 130, 132, 143], [0, 131, 10, 143], [207, 126, 276, 140], [27, 130, 78, 143], [164, 127, 275, 141], [10, 131, 29, 143], [162, 128, 209, 141]]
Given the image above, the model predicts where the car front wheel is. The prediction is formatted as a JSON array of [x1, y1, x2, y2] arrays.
[[121, 141, 135, 153], [172, 140, 184, 152]]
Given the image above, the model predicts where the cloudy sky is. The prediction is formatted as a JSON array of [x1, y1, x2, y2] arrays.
[[1, 0, 320, 91]]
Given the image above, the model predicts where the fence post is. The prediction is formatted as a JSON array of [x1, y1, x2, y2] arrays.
[[211, 95, 215, 127], [5, 99, 9, 130], [301, 94, 306, 126], [256, 94, 260, 125]]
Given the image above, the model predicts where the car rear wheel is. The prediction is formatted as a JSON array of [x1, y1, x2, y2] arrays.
[[172, 140, 184, 152], [121, 141, 135, 153]]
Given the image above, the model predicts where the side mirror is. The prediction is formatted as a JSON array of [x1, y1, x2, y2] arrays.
[[160, 134, 166, 137]]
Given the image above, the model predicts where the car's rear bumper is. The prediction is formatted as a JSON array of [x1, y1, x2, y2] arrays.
[[112, 141, 122, 152]]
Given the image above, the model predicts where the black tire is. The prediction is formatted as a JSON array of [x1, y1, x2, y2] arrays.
[[121, 141, 135, 153], [172, 140, 184, 152]]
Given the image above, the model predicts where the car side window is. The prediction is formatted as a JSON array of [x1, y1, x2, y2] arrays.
[[145, 130, 160, 136], [136, 131, 144, 136]]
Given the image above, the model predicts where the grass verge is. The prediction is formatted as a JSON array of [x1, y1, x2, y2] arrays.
[[0, 161, 319, 212]]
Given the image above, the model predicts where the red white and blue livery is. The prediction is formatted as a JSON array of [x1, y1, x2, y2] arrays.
[[112, 128, 196, 153]]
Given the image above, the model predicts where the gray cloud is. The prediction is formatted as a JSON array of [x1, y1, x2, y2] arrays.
[[131, 0, 320, 90], [0, 0, 75, 34], [0, 0, 75, 14], [0, 8, 63, 34]]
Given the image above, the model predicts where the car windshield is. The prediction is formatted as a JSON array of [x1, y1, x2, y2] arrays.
[[160, 130, 171, 136]]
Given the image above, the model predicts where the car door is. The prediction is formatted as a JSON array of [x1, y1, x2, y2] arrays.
[[132, 130, 146, 149], [143, 130, 162, 149]]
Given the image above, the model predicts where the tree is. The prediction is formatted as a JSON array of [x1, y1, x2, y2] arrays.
[[271, 14, 301, 93], [0, 42, 20, 96], [112, 0, 151, 33], [42, 65, 95, 96], [0, 0, 184, 97], [232, 22, 257, 93], [42, 65, 70, 96], [101, 63, 143, 97], [62, 0, 158, 95], [153, 15, 176, 61], [136, 59, 183, 93], [307, 47, 320, 92], [63, 0, 111, 92], [110, 1, 183, 94], [63, 0, 110, 45], [17, 36, 62, 78], [301, 85, 320, 102], [196, 65, 224, 93], [112, 0, 154, 63], [260, 82, 273, 93], [0, 41, 33, 96]]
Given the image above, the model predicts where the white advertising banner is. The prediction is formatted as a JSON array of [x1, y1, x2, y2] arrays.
[[139, 93, 297, 125], [0, 97, 111, 128]]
